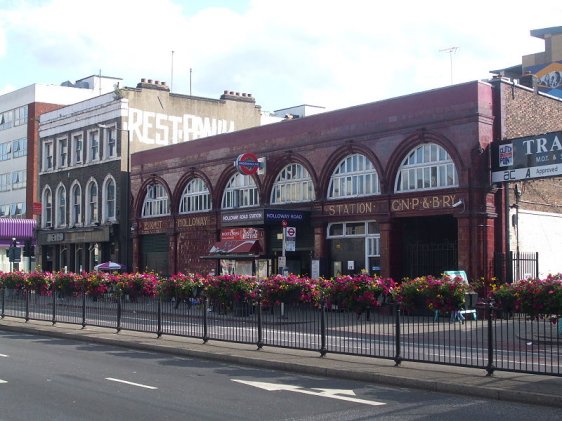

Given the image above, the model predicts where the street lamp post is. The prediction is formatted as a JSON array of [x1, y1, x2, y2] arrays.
[[98, 124, 131, 271]]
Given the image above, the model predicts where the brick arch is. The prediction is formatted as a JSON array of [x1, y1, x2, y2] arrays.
[[319, 142, 384, 199], [133, 175, 173, 219], [213, 167, 262, 210], [172, 169, 214, 213], [262, 151, 319, 205], [386, 129, 465, 193]]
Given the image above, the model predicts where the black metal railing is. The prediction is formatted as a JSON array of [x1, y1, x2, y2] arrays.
[[1, 286, 560, 377], [494, 251, 539, 283]]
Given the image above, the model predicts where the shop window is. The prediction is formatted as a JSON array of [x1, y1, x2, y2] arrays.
[[395, 143, 458, 192], [328, 221, 381, 275], [346, 222, 365, 235], [221, 173, 258, 209], [328, 154, 380, 199], [328, 223, 344, 236], [271, 163, 315, 204], [179, 178, 211, 213], [142, 182, 170, 217]]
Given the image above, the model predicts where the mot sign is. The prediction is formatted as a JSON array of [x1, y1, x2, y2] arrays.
[[492, 131, 562, 182]]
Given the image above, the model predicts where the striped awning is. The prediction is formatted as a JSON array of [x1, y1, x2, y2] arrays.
[[0, 218, 36, 239]]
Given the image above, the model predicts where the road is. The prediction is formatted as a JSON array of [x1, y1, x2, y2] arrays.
[[1, 330, 561, 420]]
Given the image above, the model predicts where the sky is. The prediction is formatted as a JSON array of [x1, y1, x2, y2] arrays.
[[1, 0, 561, 113]]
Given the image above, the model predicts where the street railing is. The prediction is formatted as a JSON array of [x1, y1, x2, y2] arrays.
[[1, 286, 560, 377]]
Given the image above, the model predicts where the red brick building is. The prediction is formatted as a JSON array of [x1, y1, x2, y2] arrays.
[[130, 78, 562, 281]]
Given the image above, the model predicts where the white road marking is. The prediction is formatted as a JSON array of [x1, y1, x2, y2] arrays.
[[105, 377, 157, 390], [0, 354, 8, 357], [232, 380, 385, 406], [0, 379, 7, 384]]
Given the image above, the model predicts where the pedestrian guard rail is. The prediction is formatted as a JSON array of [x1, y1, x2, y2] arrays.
[[1, 287, 560, 377]]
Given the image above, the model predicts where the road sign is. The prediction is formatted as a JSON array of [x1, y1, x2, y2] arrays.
[[285, 226, 296, 239], [285, 240, 295, 252], [278, 256, 286, 267], [281, 219, 288, 228]]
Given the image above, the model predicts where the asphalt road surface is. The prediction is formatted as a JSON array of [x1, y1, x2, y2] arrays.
[[1, 330, 560, 421]]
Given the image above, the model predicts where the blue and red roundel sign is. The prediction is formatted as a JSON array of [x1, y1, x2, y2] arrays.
[[235, 152, 260, 175]]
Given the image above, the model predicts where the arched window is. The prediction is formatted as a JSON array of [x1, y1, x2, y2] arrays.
[[70, 182, 82, 227], [103, 176, 116, 222], [271, 163, 315, 204], [56, 184, 66, 227], [42, 187, 52, 228], [142, 182, 170, 217], [179, 178, 211, 214], [221, 173, 259, 209], [395, 143, 458, 192], [327, 154, 380, 199], [86, 179, 98, 225]]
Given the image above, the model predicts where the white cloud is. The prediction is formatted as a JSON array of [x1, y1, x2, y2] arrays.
[[1, 0, 561, 111]]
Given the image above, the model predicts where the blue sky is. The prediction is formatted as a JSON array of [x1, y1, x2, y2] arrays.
[[1, 0, 561, 112]]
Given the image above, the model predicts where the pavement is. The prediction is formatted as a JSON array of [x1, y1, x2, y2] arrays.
[[1, 316, 562, 409]]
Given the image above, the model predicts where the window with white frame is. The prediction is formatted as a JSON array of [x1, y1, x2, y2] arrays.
[[327, 153, 380, 199], [43, 187, 53, 228], [221, 173, 259, 209], [86, 180, 98, 224], [43, 140, 54, 171], [12, 138, 26, 158], [11, 170, 26, 189], [395, 143, 458, 192], [0, 141, 11, 161], [72, 133, 83, 165], [141, 183, 170, 217], [70, 182, 82, 226], [56, 185, 66, 227], [0, 173, 9, 191], [103, 126, 117, 159], [103, 177, 116, 221], [88, 130, 100, 162], [57, 137, 68, 168], [179, 178, 211, 214], [327, 221, 381, 274], [271, 163, 315, 204], [14, 106, 28, 126]]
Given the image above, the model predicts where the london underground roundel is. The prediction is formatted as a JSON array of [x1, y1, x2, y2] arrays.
[[235, 152, 260, 175]]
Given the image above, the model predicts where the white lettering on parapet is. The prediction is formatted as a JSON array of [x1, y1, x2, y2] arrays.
[[129, 108, 236, 145]]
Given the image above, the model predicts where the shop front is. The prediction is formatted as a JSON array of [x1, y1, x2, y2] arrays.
[[0, 218, 36, 272], [215, 208, 312, 276], [37, 225, 113, 273]]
